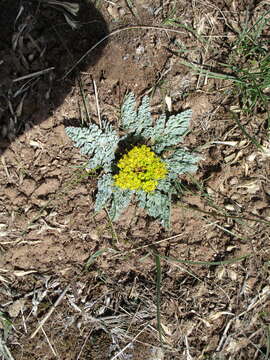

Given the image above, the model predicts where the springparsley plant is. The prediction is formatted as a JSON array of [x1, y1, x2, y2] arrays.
[[66, 93, 200, 228]]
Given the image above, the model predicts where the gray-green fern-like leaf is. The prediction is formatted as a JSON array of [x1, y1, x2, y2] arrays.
[[95, 173, 114, 212], [66, 123, 119, 170], [156, 177, 177, 194], [165, 148, 200, 180], [121, 93, 152, 135], [109, 187, 133, 220], [121, 93, 193, 154], [142, 109, 192, 153], [121, 93, 137, 130], [137, 190, 171, 229], [95, 175, 133, 220]]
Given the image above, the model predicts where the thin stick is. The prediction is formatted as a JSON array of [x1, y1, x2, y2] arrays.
[[21, 306, 27, 334], [110, 324, 148, 360], [216, 318, 234, 352], [41, 326, 59, 358], [185, 336, 193, 360], [1, 156, 10, 179], [13, 67, 55, 82], [76, 329, 93, 360], [30, 285, 69, 339], [93, 79, 102, 127]]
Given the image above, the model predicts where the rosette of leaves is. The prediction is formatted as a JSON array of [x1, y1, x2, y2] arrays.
[[66, 93, 200, 228]]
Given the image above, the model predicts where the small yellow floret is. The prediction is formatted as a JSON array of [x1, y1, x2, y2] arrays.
[[114, 145, 167, 192]]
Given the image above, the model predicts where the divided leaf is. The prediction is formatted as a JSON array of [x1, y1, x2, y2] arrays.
[[142, 109, 192, 153], [121, 93, 137, 130], [135, 95, 152, 134], [95, 173, 114, 212], [137, 190, 171, 229], [66, 123, 119, 170], [156, 177, 177, 194], [109, 187, 134, 220], [121, 93, 152, 135], [95, 175, 133, 220], [165, 148, 200, 179]]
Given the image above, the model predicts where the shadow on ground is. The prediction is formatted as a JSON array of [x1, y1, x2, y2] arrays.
[[0, 0, 108, 154]]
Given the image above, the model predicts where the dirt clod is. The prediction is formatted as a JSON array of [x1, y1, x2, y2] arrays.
[[34, 178, 60, 197]]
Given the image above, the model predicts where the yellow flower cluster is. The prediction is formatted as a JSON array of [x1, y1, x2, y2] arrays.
[[114, 145, 167, 192]]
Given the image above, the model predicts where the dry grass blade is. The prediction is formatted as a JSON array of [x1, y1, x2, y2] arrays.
[[160, 253, 252, 266], [93, 79, 102, 128], [13, 67, 55, 82], [78, 78, 91, 123], [111, 233, 185, 259], [63, 13, 80, 30], [265, 325, 270, 360], [41, 326, 59, 359], [30, 285, 70, 338], [217, 286, 270, 352], [0, 338, 15, 360], [42, 0, 80, 29], [42, 0, 79, 16], [110, 325, 149, 360]]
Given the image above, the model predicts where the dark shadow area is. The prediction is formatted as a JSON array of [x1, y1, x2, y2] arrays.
[[0, 0, 108, 154]]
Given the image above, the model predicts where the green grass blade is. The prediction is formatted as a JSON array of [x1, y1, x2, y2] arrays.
[[180, 60, 241, 83], [105, 208, 120, 245], [155, 254, 163, 347], [231, 112, 262, 149], [85, 248, 113, 270], [163, 18, 207, 44], [0, 311, 13, 360]]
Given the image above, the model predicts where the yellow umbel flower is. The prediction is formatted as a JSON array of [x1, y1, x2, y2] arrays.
[[114, 145, 167, 192]]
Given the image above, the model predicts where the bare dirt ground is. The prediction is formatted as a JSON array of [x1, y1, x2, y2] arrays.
[[0, 0, 270, 359]]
